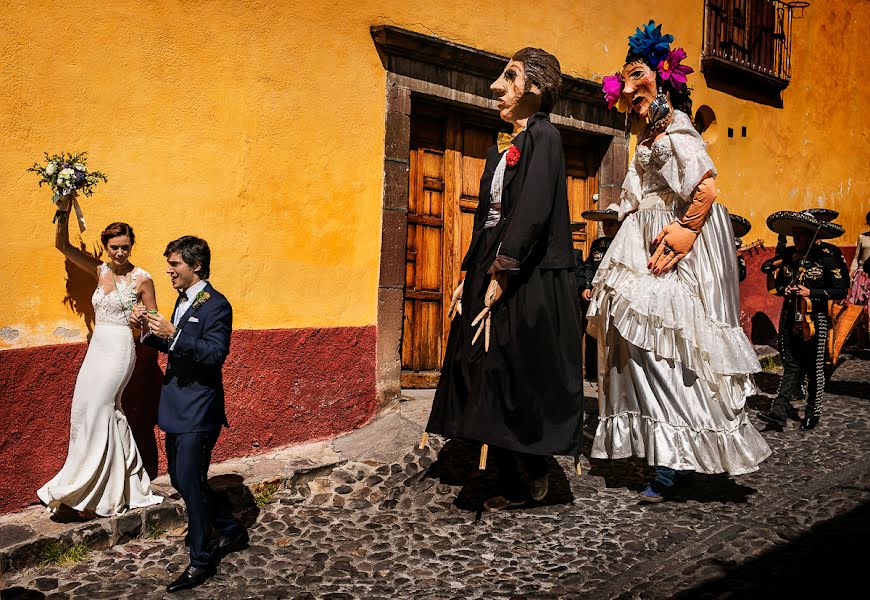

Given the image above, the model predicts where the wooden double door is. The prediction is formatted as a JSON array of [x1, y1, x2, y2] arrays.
[[400, 103, 602, 387]]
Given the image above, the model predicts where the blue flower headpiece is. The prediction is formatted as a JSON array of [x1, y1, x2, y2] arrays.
[[627, 20, 673, 66]]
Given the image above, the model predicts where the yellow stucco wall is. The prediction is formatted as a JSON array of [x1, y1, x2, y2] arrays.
[[1, 1, 866, 348]]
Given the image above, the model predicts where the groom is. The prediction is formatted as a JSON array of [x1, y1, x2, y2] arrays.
[[136, 235, 246, 592]]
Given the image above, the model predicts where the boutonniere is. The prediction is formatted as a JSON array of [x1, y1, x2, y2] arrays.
[[505, 144, 521, 168], [192, 291, 211, 309]]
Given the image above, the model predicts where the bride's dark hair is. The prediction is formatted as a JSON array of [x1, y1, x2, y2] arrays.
[[100, 222, 135, 247]]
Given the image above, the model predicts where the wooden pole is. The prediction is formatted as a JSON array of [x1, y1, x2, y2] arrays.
[[478, 444, 489, 470]]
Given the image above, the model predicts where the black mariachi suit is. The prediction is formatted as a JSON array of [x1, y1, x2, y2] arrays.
[[770, 242, 849, 420], [578, 236, 614, 381], [426, 113, 584, 496]]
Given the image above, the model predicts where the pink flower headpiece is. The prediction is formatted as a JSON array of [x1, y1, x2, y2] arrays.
[[657, 48, 693, 89], [602, 72, 628, 113]]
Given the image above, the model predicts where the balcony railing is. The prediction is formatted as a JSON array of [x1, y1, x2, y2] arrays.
[[702, 0, 808, 88]]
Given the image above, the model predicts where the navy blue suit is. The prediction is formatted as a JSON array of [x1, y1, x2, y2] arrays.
[[145, 281, 240, 568]]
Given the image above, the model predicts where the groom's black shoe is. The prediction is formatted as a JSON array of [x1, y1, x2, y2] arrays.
[[217, 528, 249, 557], [166, 563, 216, 593]]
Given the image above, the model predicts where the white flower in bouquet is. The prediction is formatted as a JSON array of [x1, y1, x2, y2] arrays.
[[73, 162, 86, 172], [44, 161, 58, 176], [57, 168, 75, 193]]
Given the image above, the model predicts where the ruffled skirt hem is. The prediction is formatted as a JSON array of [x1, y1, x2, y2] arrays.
[[591, 412, 772, 476]]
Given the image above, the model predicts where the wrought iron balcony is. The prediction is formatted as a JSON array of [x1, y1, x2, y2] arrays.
[[702, 0, 808, 92]]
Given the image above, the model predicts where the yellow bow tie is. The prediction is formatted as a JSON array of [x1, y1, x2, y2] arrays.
[[497, 131, 521, 153]]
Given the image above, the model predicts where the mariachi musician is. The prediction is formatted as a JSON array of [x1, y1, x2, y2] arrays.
[[758, 209, 848, 431]]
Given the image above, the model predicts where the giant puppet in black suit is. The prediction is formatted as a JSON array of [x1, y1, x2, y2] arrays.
[[137, 236, 245, 593], [424, 48, 585, 511]]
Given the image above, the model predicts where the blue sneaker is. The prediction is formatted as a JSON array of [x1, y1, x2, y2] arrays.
[[638, 484, 665, 503]]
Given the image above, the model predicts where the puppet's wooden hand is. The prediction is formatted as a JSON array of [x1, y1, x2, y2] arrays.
[[471, 274, 506, 351], [447, 280, 464, 318]]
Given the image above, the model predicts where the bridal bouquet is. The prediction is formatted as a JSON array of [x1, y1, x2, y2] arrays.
[[28, 152, 107, 227]]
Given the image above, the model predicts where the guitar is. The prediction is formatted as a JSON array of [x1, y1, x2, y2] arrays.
[[737, 239, 765, 256]]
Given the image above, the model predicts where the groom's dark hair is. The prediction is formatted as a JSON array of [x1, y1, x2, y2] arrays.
[[165, 235, 211, 279]]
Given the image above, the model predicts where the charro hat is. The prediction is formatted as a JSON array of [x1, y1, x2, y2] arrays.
[[766, 210, 845, 240], [582, 202, 621, 222], [803, 207, 839, 222], [729, 214, 751, 239]]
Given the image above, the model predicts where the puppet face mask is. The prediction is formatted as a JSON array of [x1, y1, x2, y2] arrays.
[[491, 60, 541, 125], [621, 60, 658, 119]]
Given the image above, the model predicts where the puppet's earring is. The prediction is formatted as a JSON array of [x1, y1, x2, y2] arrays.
[[648, 87, 670, 126]]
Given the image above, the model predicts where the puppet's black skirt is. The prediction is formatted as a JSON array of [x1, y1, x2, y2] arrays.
[[427, 228, 585, 456]]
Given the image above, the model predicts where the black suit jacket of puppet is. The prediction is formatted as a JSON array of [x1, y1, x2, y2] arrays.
[[461, 112, 574, 273]]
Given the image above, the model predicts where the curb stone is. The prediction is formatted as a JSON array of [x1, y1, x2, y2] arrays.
[[0, 443, 347, 576]]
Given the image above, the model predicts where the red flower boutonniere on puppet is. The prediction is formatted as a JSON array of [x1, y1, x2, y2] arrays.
[[505, 145, 521, 168]]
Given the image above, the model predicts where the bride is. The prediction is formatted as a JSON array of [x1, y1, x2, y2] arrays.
[[37, 197, 162, 517]]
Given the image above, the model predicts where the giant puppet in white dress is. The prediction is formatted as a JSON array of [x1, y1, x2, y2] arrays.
[[587, 21, 770, 499]]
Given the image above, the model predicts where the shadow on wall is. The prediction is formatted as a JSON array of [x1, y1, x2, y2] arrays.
[[61, 241, 102, 337]]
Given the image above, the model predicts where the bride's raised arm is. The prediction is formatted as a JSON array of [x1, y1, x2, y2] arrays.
[[54, 194, 101, 277]]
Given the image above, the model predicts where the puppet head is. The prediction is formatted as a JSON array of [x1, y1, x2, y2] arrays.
[[491, 48, 562, 125]]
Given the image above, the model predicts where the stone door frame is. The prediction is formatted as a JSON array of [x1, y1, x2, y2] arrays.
[[372, 26, 629, 404]]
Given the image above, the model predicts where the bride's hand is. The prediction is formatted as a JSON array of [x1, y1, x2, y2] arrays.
[[57, 191, 75, 213], [130, 304, 146, 329]]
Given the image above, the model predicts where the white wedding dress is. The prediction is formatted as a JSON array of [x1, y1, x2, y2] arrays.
[[37, 264, 163, 516]]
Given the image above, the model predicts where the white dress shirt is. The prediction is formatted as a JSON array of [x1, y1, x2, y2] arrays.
[[173, 279, 208, 326]]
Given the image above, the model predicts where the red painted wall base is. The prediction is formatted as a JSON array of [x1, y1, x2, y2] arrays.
[[0, 326, 377, 515]]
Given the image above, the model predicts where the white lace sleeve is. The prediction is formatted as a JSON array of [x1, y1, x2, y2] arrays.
[[618, 154, 643, 219], [133, 267, 152, 282], [659, 110, 717, 200]]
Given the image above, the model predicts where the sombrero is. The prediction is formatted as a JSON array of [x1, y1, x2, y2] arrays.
[[766, 210, 845, 239], [803, 207, 839, 222], [729, 214, 752, 238], [582, 202, 621, 222]]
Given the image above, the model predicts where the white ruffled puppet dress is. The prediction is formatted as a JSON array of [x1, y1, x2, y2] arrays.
[[586, 110, 771, 475]]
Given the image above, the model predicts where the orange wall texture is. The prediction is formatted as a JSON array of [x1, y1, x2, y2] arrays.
[[1, 0, 866, 345]]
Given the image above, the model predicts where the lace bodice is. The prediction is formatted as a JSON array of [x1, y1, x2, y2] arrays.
[[93, 264, 151, 326], [619, 110, 717, 214]]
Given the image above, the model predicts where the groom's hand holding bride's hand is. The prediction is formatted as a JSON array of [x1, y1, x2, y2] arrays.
[[146, 312, 177, 339]]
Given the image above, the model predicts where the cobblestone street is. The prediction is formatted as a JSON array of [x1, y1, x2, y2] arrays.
[[2, 352, 869, 600]]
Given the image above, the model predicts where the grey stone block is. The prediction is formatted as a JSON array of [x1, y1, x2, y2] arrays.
[[113, 511, 142, 544]]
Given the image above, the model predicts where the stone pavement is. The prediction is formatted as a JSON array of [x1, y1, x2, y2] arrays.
[[1, 352, 869, 599]]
